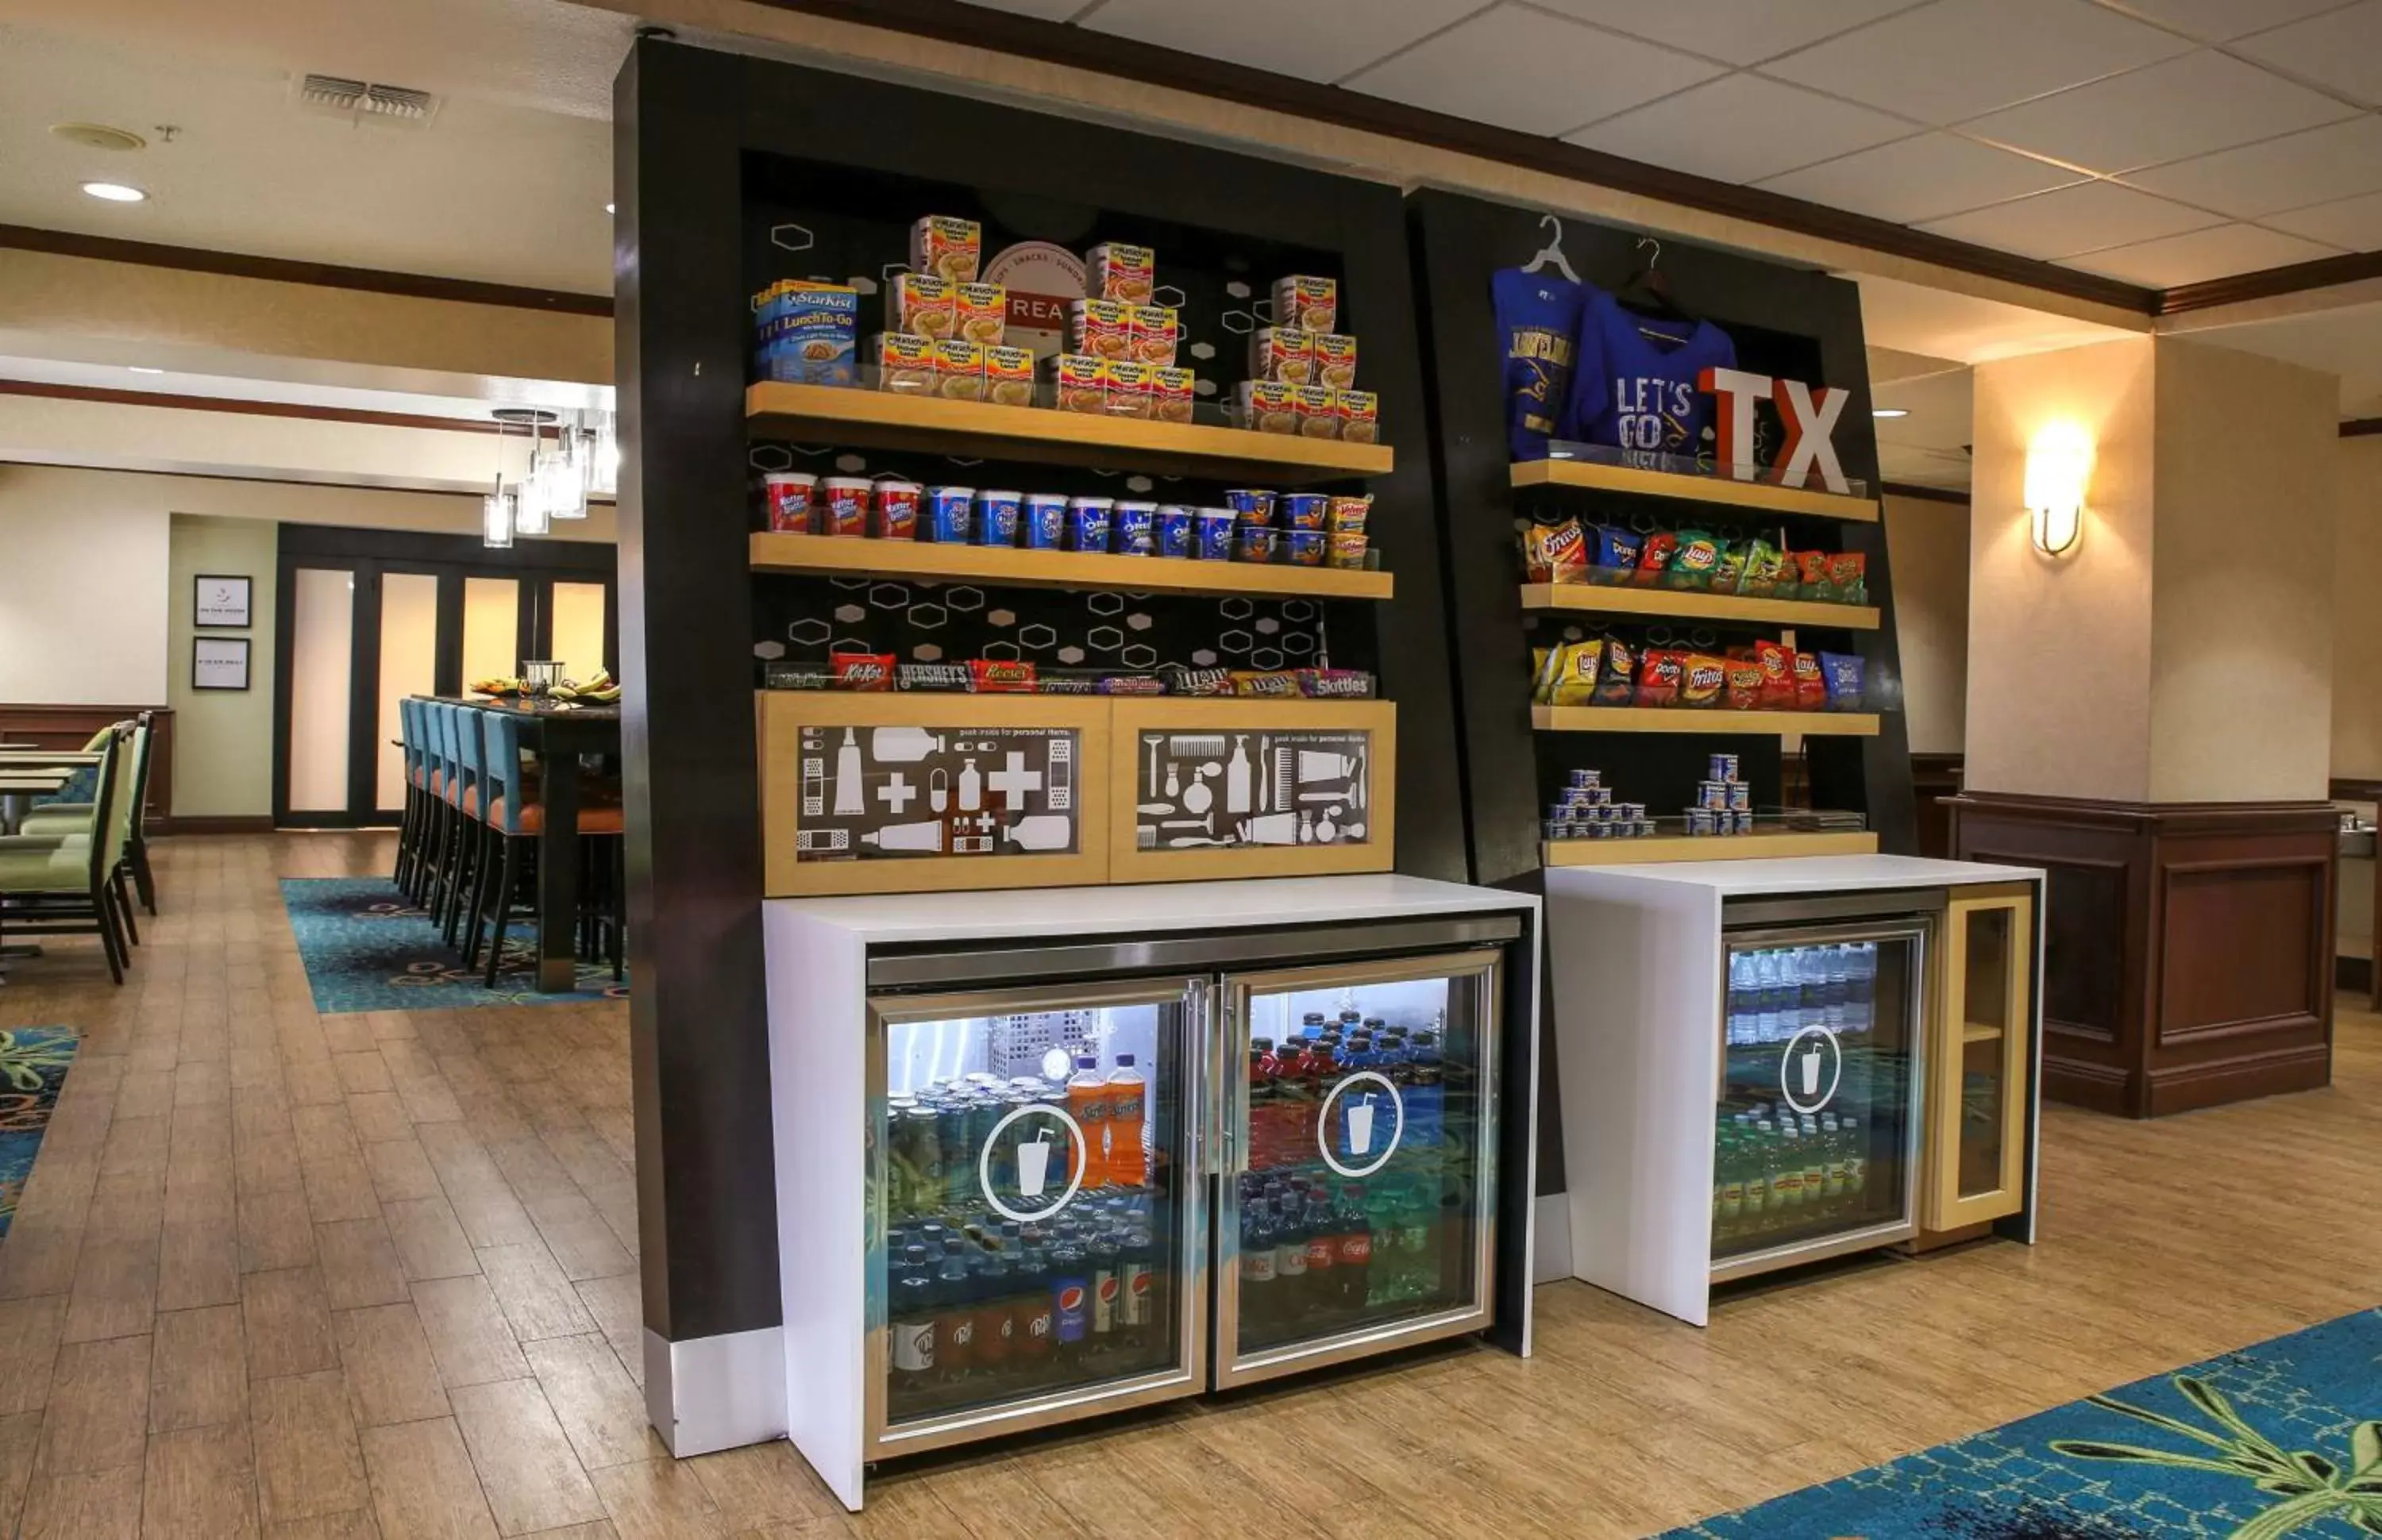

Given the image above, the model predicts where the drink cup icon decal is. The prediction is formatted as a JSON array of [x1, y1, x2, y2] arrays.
[[1346, 1094, 1378, 1157], [1780, 1025, 1840, 1116], [1798, 1044, 1823, 1098], [1016, 1133, 1051, 1198]]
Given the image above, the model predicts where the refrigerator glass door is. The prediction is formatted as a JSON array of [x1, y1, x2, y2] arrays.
[[1713, 921, 1930, 1280], [865, 976, 1208, 1455], [1215, 949, 1501, 1388]]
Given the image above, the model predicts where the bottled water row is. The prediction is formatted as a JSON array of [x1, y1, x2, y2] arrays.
[[1725, 943, 1877, 1046]]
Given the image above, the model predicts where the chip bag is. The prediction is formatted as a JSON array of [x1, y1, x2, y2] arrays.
[[1595, 526, 1642, 572], [1593, 635, 1637, 706], [1819, 651, 1866, 711], [1710, 542, 1749, 596], [1725, 659, 1764, 710], [1636, 532, 1678, 588], [1791, 648, 1827, 710], [1679, 653, 1728, 709], [1798, 550, 1837, 603], [1635, 649, 1684, 707], [1667, 529, 1722, 591], [1749, 640, 1795, 710], [1540, 640, 1605, 706], [1738, 539, 1786, 597], [1828, 551, 1868, 606], [1522, 518, 1589, 584]]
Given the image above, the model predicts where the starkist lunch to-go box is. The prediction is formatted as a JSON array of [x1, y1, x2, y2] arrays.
[[753, 280, 858, 386]]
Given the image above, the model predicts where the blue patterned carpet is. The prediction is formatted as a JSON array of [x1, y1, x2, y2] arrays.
[[280, 878, 626, 1014], [1665, 1307, 2382, 1539], [0, 1026, 79, 1242]]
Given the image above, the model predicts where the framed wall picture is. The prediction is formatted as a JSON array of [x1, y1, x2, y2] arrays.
[[193, 574, 252, 629], [192, 637, 251, 691]]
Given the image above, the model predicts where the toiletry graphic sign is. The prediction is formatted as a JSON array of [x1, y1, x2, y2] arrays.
[[796, 725, 1079, 860], [1134, 729, 1372, 851]]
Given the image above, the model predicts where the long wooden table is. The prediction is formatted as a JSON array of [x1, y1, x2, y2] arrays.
[[428, 697, 622, 992]]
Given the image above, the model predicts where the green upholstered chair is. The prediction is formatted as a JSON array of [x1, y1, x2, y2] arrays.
[[18, 712, 156, 918], [0, 725, 133, 984]]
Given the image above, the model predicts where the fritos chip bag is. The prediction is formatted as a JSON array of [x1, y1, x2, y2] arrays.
[[1522, 518, 1588, 584], [1679, 653, 1728, 709]]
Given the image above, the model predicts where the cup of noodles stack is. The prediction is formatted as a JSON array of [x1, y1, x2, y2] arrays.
[[1237, 274, 1376, 442], [864, 218, 1035, 405], [1039, 241, 1195, 421]]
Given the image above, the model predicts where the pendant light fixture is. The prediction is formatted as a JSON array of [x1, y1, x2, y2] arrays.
[[491, 408, 564, 539], [483, 412, 516, 549]]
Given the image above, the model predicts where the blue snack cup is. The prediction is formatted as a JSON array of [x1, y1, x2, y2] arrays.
[[1279, 492, 1328, 530], [1023, 493, 1066, 550], [975, 490, 1021, 547], [1194, 508, 1235, 561], [1113, 501, 1156, 556], [1237, 526, 1280, 564], [925, 487, 974, 544], [1068, 497, 1113, 554], [1155, 506, 1194, 558], [1284, 529, 1326, 566], [1224, 488, 1277, 529]]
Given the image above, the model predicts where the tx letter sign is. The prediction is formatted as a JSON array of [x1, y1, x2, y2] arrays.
[[1697, 366, 1852, 495]]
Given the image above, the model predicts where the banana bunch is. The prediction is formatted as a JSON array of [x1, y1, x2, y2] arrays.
[[547, 670, 622, 705]]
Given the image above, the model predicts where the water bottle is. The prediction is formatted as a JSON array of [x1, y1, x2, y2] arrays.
[[1727, 953, 1755, 1046]]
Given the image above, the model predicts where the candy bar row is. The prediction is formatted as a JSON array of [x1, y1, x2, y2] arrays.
[[764, 658, 1376, 699]]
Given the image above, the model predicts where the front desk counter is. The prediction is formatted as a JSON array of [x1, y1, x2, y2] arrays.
[[763, 875, 1541, 1509], [1544, 854, 2045, 1326]]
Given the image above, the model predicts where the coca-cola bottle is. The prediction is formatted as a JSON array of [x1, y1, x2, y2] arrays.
[[1239, 1197, 1278, 1339], [1300, 1191, 1337, 1332], [1331, 1183, 1374, 1319]]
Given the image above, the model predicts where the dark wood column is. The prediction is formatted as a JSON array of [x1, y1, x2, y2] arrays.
[[1949, 793, 2337, 1116]]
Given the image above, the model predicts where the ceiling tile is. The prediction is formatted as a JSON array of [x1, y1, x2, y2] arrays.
[[1341, 5, 1725, 137], [2091, 0, 2356, 42], [1961, 50, 2356, 173], [1566, 73, 1914, 183], [1079, 0, 1487, 83], [1760, 0, 2194, 123], [1526, 0, 1920, 66], [1756, 133, 2084, 223], [957, 0, 1093, 18], [2264, 187, 2382, 248], [2121, 115, 2382, 217], [2059, 221, 2343, 283], [1916, 179, 2222, 258], [2233, 0, 2382, 107]]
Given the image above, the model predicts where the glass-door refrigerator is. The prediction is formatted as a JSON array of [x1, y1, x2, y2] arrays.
[[1711, 908, 1931, 1282], [1215, 951, 1502, 1388], [865, 977, 1208, 1457]]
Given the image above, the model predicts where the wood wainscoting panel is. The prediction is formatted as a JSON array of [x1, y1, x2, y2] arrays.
[[1949, 792, 2336, 1118], [0, 703, 174, 832]]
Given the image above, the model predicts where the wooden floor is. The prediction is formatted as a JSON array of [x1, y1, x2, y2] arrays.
[[1, 831, 2375, 1538]]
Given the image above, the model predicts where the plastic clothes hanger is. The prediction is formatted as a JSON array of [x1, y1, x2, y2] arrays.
[[1522, 214, 1581, 284], [1616, 234, 1694, 343]]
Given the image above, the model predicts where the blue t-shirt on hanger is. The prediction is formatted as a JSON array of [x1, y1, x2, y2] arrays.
[[1492, 267, 1588, 461], [1561, 288, 1736, 469]]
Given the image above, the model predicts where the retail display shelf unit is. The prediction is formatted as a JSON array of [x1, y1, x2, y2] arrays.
[[1518, 583, 1877, 630], [750, 532, 1394, 601], [1532, 706, 1881, 737], [1544, 830, 1879, 866], [745, 383, 1394, 484], [1510, 456, 1880, 522]]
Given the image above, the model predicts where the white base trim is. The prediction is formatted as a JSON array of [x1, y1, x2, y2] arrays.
[[1531, 1192, 1573, 1284], [644, 1325, 788, 1457]]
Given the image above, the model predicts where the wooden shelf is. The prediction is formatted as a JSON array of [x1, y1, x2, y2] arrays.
[[749, 533, 1393, 599], [747, 382, 1393, 483], [1519, 583, 1879, 629], [1963, 1021, 2006, 1044], [1512, 456, 1879, 522], [1533, 706, 1881, 737], [1544, 830, 1879, 866]]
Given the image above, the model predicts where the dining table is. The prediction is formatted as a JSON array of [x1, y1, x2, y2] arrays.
[[0, 768, 75, 836], [430, 696, 622, 992]]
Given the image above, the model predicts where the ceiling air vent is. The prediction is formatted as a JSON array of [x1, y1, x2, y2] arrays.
[[295, 74, 441, 125]]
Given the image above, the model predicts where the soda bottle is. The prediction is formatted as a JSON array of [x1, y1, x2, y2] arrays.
[[1049, 1230, 1089, 1373], [1405, 1030, 1443, 1150], [971, 1249, 1012, 1387], [1247, 1045, 1274, 1172], [1297, 1192, 1335, 1332], [1799, 1125, 1826, 1223], [1773, 1127, 1804, 1212], [891, 1243, 936, 1399], [932, 1238, 973, 1389], [1066, 1056, 1110, 1188], [1270, 1195, 1308, 1325], [1240, 1198, 1278, 1338], [1106, 1054, 1147, 1188], [1119, 1218, 1154, 1361], [1014, 1236, 1056, 1389], [1331, 1184, 1373, 1319], [1088, 1226, 1122, 1363]]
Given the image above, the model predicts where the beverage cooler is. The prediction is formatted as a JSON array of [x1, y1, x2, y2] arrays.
[[764, 879, 1537, 1509], [1541, 857, 2042, 1326]]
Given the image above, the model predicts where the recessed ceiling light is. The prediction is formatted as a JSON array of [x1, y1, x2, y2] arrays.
[[81, 181, 147, 202], [1872, 407, 1908, 418], [605, 202, 615, 214], [127, 366, 164, 375]]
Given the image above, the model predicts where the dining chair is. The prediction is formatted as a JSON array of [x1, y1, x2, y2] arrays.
[[19, 711, 156, 917], [464, 707, 625, 987], [0, 726, 134, 984]]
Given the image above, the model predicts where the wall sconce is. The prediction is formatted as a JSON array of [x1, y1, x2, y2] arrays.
[[2024, 422, 2091, 557]]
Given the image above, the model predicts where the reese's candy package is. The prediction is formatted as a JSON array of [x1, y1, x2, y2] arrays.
[[1819, 652, 1866, 711], [1540, 641, 1605, 706], [1679, 653, 1728, 709], [968, 659, 1039, 693], [1593, 635, 1638, 706], [1828, 551, 1868, 605], [1725, 659, 1764, 710], [1667, 529, 1723, 591], [1522, 518, 1588, 584], [1791, 649, 1827, 711], [831, 653, 896, 691], [1635, 649, 1684, 707]]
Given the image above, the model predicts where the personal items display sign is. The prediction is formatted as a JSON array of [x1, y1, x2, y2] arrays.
[[1131, 729, 1371, 851], [795, 723, 1079, 860]]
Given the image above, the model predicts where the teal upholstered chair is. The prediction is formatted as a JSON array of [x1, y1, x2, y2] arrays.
[[465, 706, 624, 987]]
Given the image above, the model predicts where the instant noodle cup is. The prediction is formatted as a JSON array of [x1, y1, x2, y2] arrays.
[[1278, 493, 1328, 531], [1224, 489, 1278, 528], [1235, 381, 1297, 435], [1336, 389, 1379, 445], [923, 487, 973, 544], [889, 274, 954, 341], [1273, 275, 1337, 333], [1151, 366, 1194, 424], [763, 472, 816, 534], [1285, 530, 1327, 567], [871, 479, 921, 541], [1067, 496, 1113, 554], [974, 490, 1021, 548], [1195, 507, 1236, 561], [1112, 500, 1158, 556], [932, 338, 985, 402], [1326, 531, 1369, 570], [1155, 505, 1194, 558], [1312, 333, 1358, 391], [1327, 495, 1371, 534], [1293, 385, 1340, 440], [984, 346, 1035, 407], [1068, 298, 1131, 360], [1129, 306, 1178, 366], [873, 333, 936, 395], [821, 477, 870, 537], [955, 283, 1006, 345], [1087, 241, 1155, 303], [1237, 526, 1281, 564], [1104, 360, 1154, 420], [909, 216, 981, 283], [1251, 327, 1313, 385], [1022, 493, 1066, 550], [1044, 354, 1108, 415]]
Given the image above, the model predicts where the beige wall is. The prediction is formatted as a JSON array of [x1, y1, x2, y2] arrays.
[[1968, 338, 2160, 801], [167, 514, 279, 818], [0, 468, 172, 705], [2147, 340, 2335, 803], [1883, 493, 1971, 756], [2335, 436, 2382, 781]]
